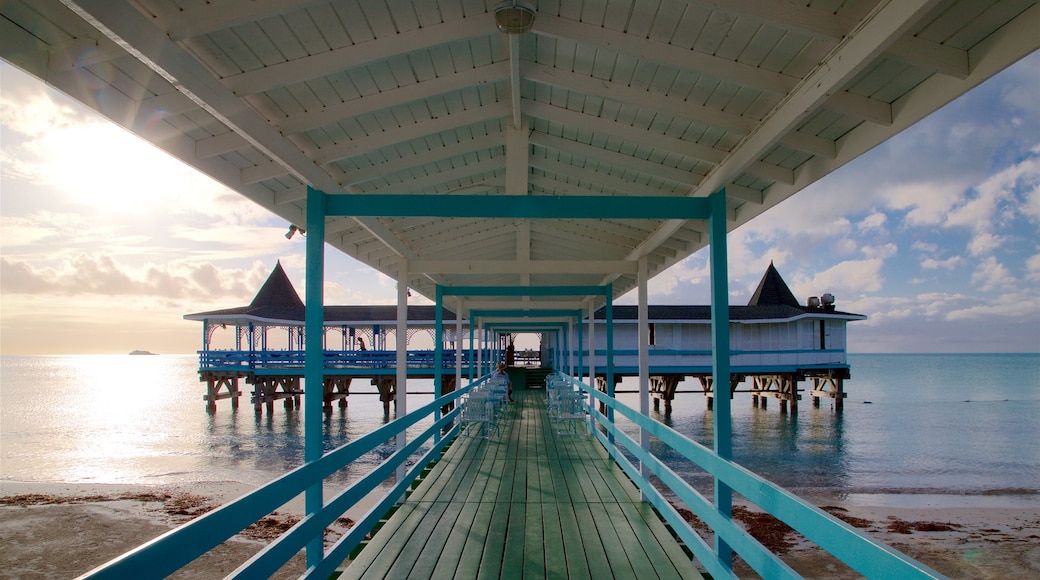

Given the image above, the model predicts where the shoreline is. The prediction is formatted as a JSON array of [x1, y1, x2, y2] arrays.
[[3, 481, 1038, 578]]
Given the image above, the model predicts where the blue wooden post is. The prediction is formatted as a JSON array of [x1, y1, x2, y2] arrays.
[[468, 321, 475, 382], [605, 283, 615, 442], [434, 285, 443, 444], [577, 316, 584, 382], [708, 187, 733, 568], [304, 186, 326, 567]]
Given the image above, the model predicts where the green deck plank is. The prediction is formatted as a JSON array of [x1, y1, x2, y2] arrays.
[[426, 499, 480, 579], [338, 388, 703, 580], [523, 499, 545, 580], [451, 501, 497, 579], [555, 492, 592, 579], [538, 500, 567, 577], [385, 500, 452, 578], [570, 501, 617, 578], [477, 500, 513, 579]]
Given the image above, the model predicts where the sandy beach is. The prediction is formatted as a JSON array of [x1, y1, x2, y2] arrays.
[[2, 480, 1037, 579]]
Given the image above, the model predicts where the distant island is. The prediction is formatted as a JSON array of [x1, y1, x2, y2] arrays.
[[128, 350, 158, 355]]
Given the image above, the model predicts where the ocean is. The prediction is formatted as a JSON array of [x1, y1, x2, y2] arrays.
[[1, 353, 1037, 508]]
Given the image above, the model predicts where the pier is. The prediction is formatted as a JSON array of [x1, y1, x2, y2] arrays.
[[188, 262, 862, 415], [7, 1, 1032, 577]]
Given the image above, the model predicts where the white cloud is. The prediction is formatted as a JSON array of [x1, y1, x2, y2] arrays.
[[861, 243, 897, 260], [0, 254, 269, 301], [921, 256, 962, 270], [970, 256, 1016, 292], [857, 212, 887, 233], [791, 258, 886, 297], [945, 289, 1040, 322], [967, 232, 1004, 256], [879, 181, 965, 226], [1025, 253, 1040, 282]]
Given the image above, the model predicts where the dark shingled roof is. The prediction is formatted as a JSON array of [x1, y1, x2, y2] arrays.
[[748, 262, 801, 307]]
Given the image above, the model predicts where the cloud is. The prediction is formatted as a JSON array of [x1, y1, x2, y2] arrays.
[[945, 289, 1040, 322], [921, 256, 962, 270], [967, 232, 1004, 256], [1027, 253, 1040, 282], [861, 243, 897, 260], [0, 254, 270, 301], [791, 258, 886, 297], [879, 181, 965, 227], [970, 256, 1016, 292], [857, 212, 887, 233]]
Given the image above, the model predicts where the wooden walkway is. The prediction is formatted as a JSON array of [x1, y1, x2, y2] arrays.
[[339, 389, 704, 579]]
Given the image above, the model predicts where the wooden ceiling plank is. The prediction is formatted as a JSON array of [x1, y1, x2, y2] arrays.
[[225, 16, 493, 96]]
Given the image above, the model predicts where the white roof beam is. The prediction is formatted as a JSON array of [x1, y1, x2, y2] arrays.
[[157, 0, 328, 41], [343, 132, 504, 186], [47, 37, 126, 71], [525, 63, 835, 160], [530, 133, 705, 188], [314, 102, 509, 165], [534, 14, 794, 94], [523, 99, 727, 165], [224, 17, 493, 96], [411, 260, 637, 275], [363, 158, 503, 193], [689, 1, 969, 78], [278, 62, 509, 135], [505, 118, 529, 194], [529, 158, 684, 198]]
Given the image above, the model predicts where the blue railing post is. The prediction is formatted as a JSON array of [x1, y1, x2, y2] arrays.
[[708, 187, 733, 568], [434, 285, 444, 444], [304, 186, 326, 567], [605, 282, 615, 445]]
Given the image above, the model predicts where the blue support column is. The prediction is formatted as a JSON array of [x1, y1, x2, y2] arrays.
[[708, 188, 733, 568], [304, 186, 326, 567], [605, 283, 615, 441], [577, 317, 584, 382], [468, 321, 475, 382], [434, 285, 444, 444]]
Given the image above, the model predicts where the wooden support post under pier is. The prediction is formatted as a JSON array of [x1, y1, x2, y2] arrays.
[[699, 374, 743, 411], [374, 377, 397, 417], [250, 376, 304, 415], [323, 376, 351, 411], [201, 372, 244, 412], [751, 375, 800, 414], [809, 375, 848, 412], [650, 374, 682, 414]]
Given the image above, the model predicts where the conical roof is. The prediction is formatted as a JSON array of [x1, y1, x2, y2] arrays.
[[748, 262, 800, 307], [249, 261, 303, 310]]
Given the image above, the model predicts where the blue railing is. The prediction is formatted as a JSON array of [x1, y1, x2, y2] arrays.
[[555, 371, 946, 579], [81, 370, 944, 579], [198, 349, 470, 371], [78, 375, 489, 580]]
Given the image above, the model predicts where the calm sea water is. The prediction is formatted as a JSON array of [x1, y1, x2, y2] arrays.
[[1, 354, 1037, 507]]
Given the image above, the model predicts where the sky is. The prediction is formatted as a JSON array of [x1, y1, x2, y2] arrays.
[[1, 53, 1038, 355]]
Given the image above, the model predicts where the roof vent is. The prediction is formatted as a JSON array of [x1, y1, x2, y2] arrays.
[[807, 296, 820, 308], [821, 293, 836, 311]]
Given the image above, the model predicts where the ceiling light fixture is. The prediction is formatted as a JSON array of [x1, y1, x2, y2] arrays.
[[494, 1, 535, 34]]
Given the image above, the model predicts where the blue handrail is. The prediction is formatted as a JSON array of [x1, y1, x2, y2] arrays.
[[557, 372, 946, 579], [197, 349, 470, 370], [77, 375, 489, 580]]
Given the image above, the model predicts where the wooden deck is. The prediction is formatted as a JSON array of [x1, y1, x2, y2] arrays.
[[339, 389, 704, 579]]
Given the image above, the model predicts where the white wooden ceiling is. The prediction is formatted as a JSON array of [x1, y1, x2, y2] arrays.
[[2, 0, 1037, 315]]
